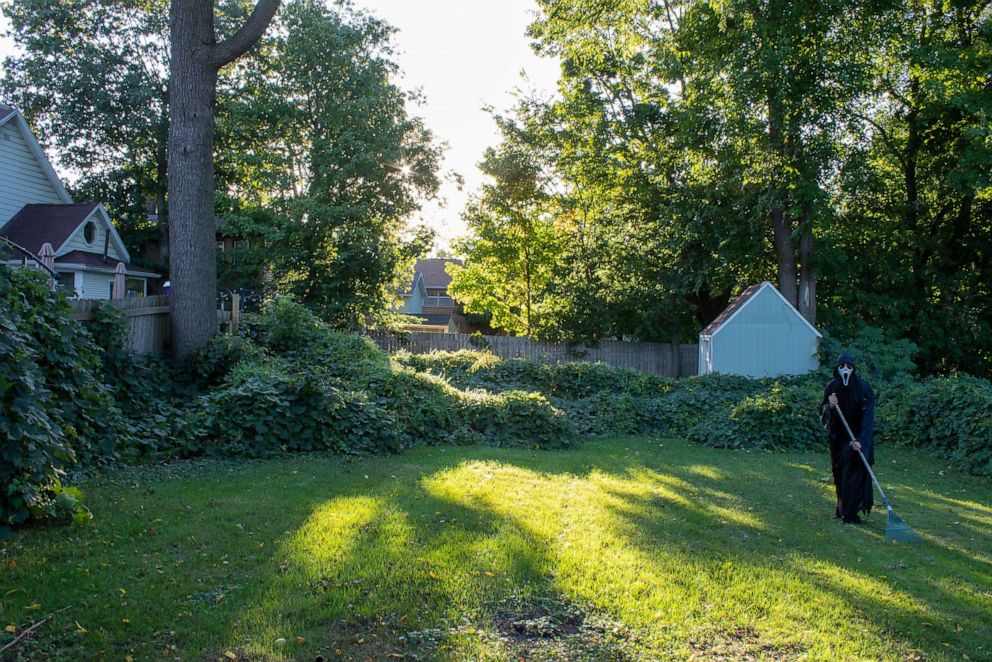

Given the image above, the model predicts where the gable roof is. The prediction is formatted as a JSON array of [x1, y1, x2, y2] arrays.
[[0, 203, 100, 255], [399, 270, 426, 297], [0, 202, 131, 263], [0, 107, 72, 204], [416, 258, 462, 289], [700, 281, 821, 338]]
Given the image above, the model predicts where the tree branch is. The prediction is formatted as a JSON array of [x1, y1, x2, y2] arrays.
[[210, 0, 280, 69]]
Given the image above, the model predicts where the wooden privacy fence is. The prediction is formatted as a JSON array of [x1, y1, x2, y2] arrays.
[[70, 295, 234, 354], [368, 331, 699, 377]]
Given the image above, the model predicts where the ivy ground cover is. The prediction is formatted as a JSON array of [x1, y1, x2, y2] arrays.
[[2, 436, 990, 661]]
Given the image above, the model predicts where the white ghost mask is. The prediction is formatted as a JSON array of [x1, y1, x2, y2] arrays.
[[838, 363, 854, 387]]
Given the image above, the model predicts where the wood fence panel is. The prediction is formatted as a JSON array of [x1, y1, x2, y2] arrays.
[[367, 331, 699, 377], [69, 295, 231, 354]]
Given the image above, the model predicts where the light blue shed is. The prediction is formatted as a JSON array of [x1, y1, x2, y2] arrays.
[[698, 281, 821, 378]]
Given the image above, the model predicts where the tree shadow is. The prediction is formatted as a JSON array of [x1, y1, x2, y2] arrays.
[[212, 439, 991, 661]]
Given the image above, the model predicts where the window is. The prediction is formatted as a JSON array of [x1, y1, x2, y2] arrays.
[[83, 221, 97, 244], [125, 277, 145, 297], [233, 239, 249, 251], [56, 272, 76, 295]]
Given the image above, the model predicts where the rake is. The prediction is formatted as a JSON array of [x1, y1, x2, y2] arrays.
[[834, 406, 923, 543]]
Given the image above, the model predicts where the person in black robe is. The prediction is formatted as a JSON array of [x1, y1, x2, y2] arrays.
[[820, 354, 875, 524]]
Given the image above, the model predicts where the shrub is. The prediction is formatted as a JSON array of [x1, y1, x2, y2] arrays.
[[820, 326, 917, 383], [395, 350, 673, 399], [180, 361, 403, 458], [879, 376, 992, 475], [182, 333, 266, 389], [0, 266, 121, 530], [687, 381, 824, 451], [240, 295, 327, 355], [461, 390, 575, 449], [355, 362, 461, 447]]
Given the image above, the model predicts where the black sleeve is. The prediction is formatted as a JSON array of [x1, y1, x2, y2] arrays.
[[819, 381, 833, 430]]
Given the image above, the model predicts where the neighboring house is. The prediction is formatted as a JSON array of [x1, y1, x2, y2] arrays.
[[698, 281, 822, 378], [0, 106, 158, 298], [397, 258, 462, 332]]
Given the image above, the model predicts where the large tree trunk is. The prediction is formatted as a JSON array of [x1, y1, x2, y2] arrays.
[[169, 0, 221, 359], [767, 98, 798, 307], [167, 0, 280, 358], [797, 219, 816, 324]]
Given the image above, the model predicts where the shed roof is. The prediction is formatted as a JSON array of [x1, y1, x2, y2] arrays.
[[699, 281, 821, 339]]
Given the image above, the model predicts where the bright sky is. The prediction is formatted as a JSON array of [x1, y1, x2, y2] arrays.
[[353, 0, 560, 252], [0, 2, 560, 254]]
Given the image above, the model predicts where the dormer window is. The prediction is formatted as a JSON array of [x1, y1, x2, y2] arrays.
[[83, 221, 97, 244]]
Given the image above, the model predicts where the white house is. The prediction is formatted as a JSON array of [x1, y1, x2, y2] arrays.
[[0, 106, 158, 298], [698, 281, 822, 378]]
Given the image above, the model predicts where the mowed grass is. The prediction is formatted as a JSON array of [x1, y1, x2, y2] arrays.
[[1, 437, 990, 661]]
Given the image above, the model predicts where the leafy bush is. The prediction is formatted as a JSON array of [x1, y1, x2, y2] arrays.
[[395, 350, 672, 399], [820, 325, 918, 383], [240, 294, 327, 355], [879, 376, 992, 475], [181, 333, 266, 389], [687, 381, 824, 451], [354, 362, 461, 446], [0, 266, 122, 529], [461, 390, 575, 449], [180, 362, 403, 458]]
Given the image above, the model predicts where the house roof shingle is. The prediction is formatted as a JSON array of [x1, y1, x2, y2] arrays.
[[415, 258, 462, 289], [0, 203, 100, 255], [699, 282, 764, 336]]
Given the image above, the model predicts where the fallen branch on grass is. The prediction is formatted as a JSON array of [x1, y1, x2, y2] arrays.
[[0, 606, 71, 654]]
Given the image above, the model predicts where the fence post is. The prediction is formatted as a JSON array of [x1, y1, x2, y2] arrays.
[[231, 293, 240, 334]]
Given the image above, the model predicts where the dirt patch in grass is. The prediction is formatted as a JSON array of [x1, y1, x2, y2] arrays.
[[313, 616, 411, 661], [687, 626, 805, 661], [491, 594, 641, 661]]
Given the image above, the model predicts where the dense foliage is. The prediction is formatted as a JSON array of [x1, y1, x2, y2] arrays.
[[4, 288, 989, 535], [1, 0, 442, 328], [0, 267, 117, 531], [449, 0, 992, 377]]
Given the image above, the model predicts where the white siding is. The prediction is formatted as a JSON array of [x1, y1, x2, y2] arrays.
[[60, 214, 126, 261], [0, 122, 62, 226], [79, 270, 114, 300]]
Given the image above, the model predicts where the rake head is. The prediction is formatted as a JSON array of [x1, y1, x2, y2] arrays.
[[884, 509, 923, 544]]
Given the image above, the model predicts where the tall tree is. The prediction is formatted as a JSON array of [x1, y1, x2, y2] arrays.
[[449, 137, 559, 337], [1, 0, 170, 253], [822, 0, 992, 374], [217, 0, 443, 326], [168, 0, 279, 357]]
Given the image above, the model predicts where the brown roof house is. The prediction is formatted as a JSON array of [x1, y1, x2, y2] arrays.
[[396, 258, 462, 332], [0, 107, 158, 298]]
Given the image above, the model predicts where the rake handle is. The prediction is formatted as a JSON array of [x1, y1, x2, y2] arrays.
[[833, 404, 893, 512]]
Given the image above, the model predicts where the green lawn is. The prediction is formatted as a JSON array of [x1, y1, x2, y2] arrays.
[[1, 437, 990, 661]]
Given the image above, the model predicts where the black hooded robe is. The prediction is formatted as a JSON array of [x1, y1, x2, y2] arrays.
[[820, 354, 875, 522]]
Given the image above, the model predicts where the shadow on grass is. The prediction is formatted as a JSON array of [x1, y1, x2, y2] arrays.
[[219, 440, 991, 661], [7, 440, 985, 660]]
